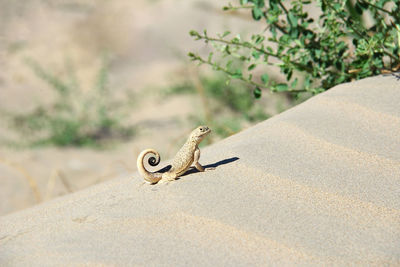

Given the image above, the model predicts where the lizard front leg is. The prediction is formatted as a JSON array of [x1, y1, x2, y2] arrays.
[[193, 148, 205, 172], [161, 171, 177, 182]]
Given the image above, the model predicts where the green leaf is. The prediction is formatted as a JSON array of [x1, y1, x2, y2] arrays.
[[225, 45, 231, 55], [254, 0, 265, 8], [254, 35, 265, 45], [252, 51, 261, 59], [252, 7, 263, 20], [288, 12, 298, 27], [290, 28, 299, 39], [226, 60, 233, 70], [276, 83, 288, 92], [231, 69, 242, 79], [261, 73, 269, 85], [189, 30, 199, 37], [355, 2, 363, 14], [287, 69, 293, 80], [248, 64, 257, 71], [222, 31, 231, 38], [207, 52, 213, 63], [358, 1, 368, 9], [253, 87, 262, 98], [304, 76, 311, 89], [290, 78, 298, 88], [232, 37, 240, 44], [243, 42, 252, 48], [395, 24, 400, 48]]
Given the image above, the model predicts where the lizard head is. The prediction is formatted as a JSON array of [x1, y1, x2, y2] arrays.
[[190, 125, 211, 143]]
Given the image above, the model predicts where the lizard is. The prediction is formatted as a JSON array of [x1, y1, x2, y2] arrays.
[[136, 126, 211, 184]]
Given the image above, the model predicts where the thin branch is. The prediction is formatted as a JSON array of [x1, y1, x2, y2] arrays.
[[359, 0, 394, 15], [383, 50, 399, 62], [199, 34, 276, 57], [194, 33, 312, 72], [190, 53, 307, 93], [224, 5, 253, 11], [272, 22, 288, 34], [277, 0, 289, 14]]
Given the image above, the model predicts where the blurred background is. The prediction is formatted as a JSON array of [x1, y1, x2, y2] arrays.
[[0, 0, 303, 215]]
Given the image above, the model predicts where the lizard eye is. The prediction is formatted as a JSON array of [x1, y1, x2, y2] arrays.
[[200, 127, 203, 131]]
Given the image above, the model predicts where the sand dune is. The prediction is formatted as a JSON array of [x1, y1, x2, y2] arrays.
[[1, 75, 400, 265]]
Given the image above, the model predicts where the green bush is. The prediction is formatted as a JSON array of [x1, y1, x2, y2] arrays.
[[8, 57, 134, 148], [189, 0, 400, 97], [163, 73, 269, 138]]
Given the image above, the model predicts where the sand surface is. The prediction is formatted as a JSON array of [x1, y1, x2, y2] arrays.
[[1, 75, 399, 265]]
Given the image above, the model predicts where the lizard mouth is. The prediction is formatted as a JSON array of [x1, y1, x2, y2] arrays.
[[201, 126, 211, 135]]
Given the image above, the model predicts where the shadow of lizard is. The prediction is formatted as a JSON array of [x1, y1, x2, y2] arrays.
[[155, 157, 240, 178]]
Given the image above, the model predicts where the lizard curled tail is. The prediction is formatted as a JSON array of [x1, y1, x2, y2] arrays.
[[137, 149, 163, 184]]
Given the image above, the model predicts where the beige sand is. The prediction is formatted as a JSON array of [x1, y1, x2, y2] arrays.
[[1, 75, 400, 265]]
